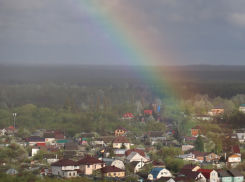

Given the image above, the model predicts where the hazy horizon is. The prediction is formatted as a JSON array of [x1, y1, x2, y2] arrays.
[[1, 0, 245, 65]]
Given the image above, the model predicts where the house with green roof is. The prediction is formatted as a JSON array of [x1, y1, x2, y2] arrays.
[[239, 104, 245, 113], [148, 168, 172, 180]]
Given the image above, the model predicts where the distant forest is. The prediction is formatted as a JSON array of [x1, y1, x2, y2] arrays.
[[1, 64, 245, 109]]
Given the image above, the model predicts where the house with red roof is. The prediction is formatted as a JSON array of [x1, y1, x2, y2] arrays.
[[112, 136, 130, 149], [123, 113, 133, 119], [197, 169, 219, 182], [144, 110, 153, 115], [176, 171, 206, 182], [179, 164, 201, 175], [55, 133, 65, 139], [100, 166, 125, 178], [77, 155, 105, 175], [231, 145, 241, 156], [40, 168, 52, 176], [115, 126, 128, 136], [51, 158, 80, 178]]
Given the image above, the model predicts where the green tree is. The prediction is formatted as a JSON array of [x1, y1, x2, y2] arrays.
[[89, 97, 93, 111], [131, 94, 134, 105], [33, 149, 46, 160], [120, 142, 126, 149], [173, 126, 182, 143], [142, 97, 145, 109], [96, 96, 100, 112], [17, 127, 30, 138], [103, 96, 107, 111], [195, 133, 204, 152], [108, 143, 115, 158], [145, 120, 166, 132], [64, 96, 71, 110], [107, 96, 111, 108], [71, 96, 76, 112]]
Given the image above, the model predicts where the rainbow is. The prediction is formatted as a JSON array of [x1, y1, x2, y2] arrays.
[[67, 0, 184, 99]]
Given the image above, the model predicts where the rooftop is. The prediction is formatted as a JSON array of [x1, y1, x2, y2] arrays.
[[112, 136, 129, 144], [77, 155, 104, 164], [51, 158, 79, 166]]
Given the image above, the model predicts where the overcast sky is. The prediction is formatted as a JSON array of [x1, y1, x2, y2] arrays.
[[1, 0, 245, 65]]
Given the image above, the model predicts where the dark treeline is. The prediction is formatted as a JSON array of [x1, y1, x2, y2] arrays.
[[1, 65, 245, 109]]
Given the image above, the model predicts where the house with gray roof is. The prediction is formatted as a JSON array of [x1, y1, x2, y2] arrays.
[[100, 158, 125, 169], [125, 151, 148, 164], [64, 142, 78, 150], [146, 131, 165, 145], [6, 168, 18, 175]]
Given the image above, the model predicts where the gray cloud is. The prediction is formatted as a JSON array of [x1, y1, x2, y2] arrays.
[[0, 0, 245, 65]]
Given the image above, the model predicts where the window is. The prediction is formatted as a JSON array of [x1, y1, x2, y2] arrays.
[[209, 155, 212, 158], [212, 179, 215, 182], [87, 164, 90, 168], [117, 130, 119, 132], [194, 129, 196, 131], [73, 172, 75, 176], [58, 172, 59, 175], [164, 172, 168, 175], [114, 173, 116, 176], [161, 172, 163, 175], [101, 164, 103, 167], [118, 173, 120, 175], [216, 155, 217, 158], [69, 173, 71, 176]]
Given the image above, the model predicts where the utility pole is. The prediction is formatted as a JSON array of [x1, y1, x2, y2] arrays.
[[13, 113, 17, 135]]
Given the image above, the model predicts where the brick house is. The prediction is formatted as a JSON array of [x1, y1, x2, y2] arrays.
[[191, 125, 204, 136], [204, 152, 220, 163], [115, 126, 128, 136]]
